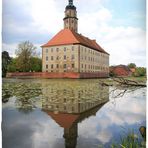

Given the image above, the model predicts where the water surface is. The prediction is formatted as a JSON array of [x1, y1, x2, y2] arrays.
[[2, 79, 146, 148]]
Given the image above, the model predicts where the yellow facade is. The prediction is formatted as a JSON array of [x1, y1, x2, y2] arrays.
[[79, 45, 109, 73], [42, 45, 79, 72], [42, 44, 109, 73]]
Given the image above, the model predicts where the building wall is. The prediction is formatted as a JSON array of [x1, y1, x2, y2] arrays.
[[42, 45, 79, 73], [64, 9, 78, 32], [42, 44, 109, 77], [79, 45, 109, 73]]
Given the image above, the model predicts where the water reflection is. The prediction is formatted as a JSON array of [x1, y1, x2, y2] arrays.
[[2, 79, 146, 148], [42, 83, 109, 148]]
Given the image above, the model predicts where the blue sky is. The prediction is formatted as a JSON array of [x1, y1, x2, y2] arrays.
[[2, 0, 146, 67]]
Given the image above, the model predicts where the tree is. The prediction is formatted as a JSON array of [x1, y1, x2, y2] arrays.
[[15, 41, 36, 72], [2, 51, 11, 77], [128, 63, 136, 69], [30, 57, 42, 72], [7, 58, 18, 72], [134, 67, 146, 77]]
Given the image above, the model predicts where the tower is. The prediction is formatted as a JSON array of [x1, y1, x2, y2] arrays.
[[63, 0, 78, 32]]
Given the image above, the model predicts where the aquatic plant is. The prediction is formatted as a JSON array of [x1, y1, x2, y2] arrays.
[[111, 129, 146, 148]]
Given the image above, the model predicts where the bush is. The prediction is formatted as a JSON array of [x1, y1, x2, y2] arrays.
[[133, 67, 146, 77]]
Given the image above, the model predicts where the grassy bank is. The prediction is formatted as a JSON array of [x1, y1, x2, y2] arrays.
[[102, 76, 147, 86]]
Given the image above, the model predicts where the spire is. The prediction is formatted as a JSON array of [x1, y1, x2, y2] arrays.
[[69, 0, 73, 6]]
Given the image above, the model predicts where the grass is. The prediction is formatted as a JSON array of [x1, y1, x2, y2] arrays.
[[125, 76, 147, 83], [111, 129, 146, 148], [101, 76, 147, 86]]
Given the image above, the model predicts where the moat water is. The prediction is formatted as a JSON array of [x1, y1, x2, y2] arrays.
[[2, 78, 146, 148]]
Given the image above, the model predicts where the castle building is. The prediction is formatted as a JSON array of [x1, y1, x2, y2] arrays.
[[41, 0, 109, 78]]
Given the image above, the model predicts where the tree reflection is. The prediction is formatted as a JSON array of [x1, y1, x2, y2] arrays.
[[2, 82, 42, 113]]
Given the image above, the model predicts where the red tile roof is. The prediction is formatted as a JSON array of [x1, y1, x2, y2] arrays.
[[44, 110, 79, 129], [41, 29, 109, 55]]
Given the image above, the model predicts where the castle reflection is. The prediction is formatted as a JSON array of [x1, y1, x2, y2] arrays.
[[42, 82, 109, 148]]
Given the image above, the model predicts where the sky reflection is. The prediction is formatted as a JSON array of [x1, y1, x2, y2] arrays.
[[2, 79, 146, 148]]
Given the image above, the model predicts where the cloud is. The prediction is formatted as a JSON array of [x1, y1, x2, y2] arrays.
[[78, 87, 146, 144], [96, 130, 112, 144], [2, 0, 146, 66]]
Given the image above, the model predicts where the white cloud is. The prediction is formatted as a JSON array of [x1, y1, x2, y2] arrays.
[[2, 0, 146, 66], [2, 43, 17, 57], [97, 130, 112, 144], [30, 0, 63, 34], [2, 43, 42, 57]]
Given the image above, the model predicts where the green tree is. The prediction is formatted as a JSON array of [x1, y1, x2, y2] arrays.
[[30, 57, 42, 72], [7, 58, 18, 72], [134, 67, 146, 77], [15, 41, 36, 72], [2, 51, 11, 77], [128, 63, 136, 69]]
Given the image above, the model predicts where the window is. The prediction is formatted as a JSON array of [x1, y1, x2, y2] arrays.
[[51, 56, 53, 60], [81, 64, 83, 68], [72, 55, 75, 60], [46, 49, 48, 53], [46, 64, 48, 69], [51, 48, 53, 52], [64, 47, 66, 52], [56, 56, 59, 60], [57, 64, 59, 68], [72, 106, 74, 111], [56, 48, 59, 52], [72, 64, 74, 68], [64, 64, 66, 69], [64, 55, 66, 60], [51, 64, 53, 69], [64, 98, 66, 103], [46, 56, 48, 61], [72, 46, 74, 51]]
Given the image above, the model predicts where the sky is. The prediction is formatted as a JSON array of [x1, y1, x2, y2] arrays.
[[2, 0, 146, 67]]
